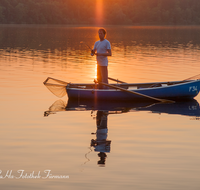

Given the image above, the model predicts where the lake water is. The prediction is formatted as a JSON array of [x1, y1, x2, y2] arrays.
[[0, 25, 200, 190]]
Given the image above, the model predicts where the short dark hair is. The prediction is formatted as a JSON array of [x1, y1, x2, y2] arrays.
[[99, 28, 106, 36]]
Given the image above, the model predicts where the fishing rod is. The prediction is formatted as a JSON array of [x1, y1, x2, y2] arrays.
[[80, 41, 94, 55], [80, 41, 92, 50]]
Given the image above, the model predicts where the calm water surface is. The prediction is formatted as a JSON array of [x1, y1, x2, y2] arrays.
[[0, 25, 200, 190]]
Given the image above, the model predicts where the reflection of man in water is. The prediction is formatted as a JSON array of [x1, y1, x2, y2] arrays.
[[91, 111, 111, 165]]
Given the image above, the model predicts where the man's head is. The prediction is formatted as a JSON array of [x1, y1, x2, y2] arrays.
[[98, 28, 106, 41]]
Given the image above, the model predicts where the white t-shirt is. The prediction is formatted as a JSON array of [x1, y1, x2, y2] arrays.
[[93, 39, 111, 66]]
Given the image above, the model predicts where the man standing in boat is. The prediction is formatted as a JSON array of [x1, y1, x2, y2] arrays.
[[91, 28, 112, 88]]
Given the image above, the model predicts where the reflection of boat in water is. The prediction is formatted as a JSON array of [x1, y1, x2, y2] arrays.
[[44, 98, 200, 166], [44, 98, 200, 119], [137, 99, 200, 117]]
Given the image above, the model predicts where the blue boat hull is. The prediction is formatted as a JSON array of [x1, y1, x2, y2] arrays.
[[66, 80, 200, 101]]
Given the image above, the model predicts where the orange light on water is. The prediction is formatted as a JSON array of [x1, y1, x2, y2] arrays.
[[94, 64, 97, 79], [96, 0, 103, 25]]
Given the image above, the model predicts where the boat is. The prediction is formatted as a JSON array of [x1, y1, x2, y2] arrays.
[[43, 76, 200, 102]]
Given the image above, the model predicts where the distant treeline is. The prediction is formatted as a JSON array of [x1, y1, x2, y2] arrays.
[[0, 0, 200, 25]]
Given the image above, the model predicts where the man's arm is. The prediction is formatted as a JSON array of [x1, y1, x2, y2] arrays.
[[95, 49, 112, 56]]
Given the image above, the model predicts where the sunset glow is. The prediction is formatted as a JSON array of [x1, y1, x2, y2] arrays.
[[96, 0, 103, 25]]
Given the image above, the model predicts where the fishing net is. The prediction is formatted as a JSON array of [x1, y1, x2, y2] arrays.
[[43, 77, 68, 98], [44, 99, 67, 116]]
